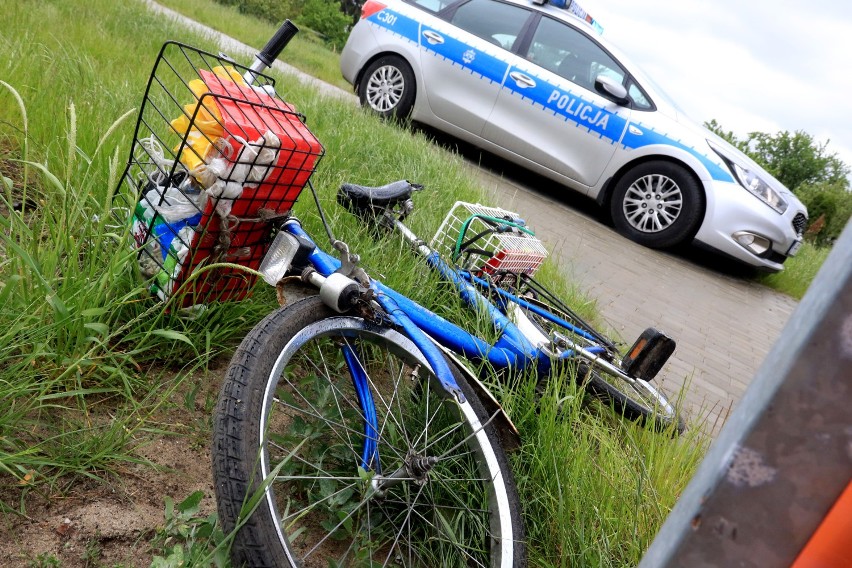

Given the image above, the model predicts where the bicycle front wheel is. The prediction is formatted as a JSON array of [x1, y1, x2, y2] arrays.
[[213, 296, 525, 567]]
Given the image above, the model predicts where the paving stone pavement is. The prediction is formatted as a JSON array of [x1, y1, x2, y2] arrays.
[[147, 0, 801, 432]]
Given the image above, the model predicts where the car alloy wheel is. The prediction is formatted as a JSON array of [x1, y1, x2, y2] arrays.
[[610, 161, 704, 249], [365, 64, 405, 112], [622, 173, 683, 234], [359, 55, 416, 120]]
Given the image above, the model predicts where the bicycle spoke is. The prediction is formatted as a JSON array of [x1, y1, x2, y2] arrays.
[[281, 480, 360, 523], [374, 354, 414, 454], [405, 503, 489, 568], [432, 408, 500, 461], [314, 347, 359, 461], [270, 394, 368, 465], [302, 485, 382, 561], [381, 483, 426, 568], [304, 347, 409, 463]]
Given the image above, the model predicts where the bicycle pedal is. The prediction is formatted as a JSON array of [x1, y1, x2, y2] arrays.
[[621, 328, 676, 382]]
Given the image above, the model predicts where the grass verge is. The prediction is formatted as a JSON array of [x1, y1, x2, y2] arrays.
[[757, 241, 831, 299], [153, 0, 351, 90]]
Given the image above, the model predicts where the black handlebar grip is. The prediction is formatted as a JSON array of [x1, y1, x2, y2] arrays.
[[257, 20, 299, 67]]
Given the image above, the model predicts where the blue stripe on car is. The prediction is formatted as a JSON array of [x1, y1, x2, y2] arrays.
[[422, 25, 509, 85], [367, 9, 734, 183], [502, 66, 627, 142]]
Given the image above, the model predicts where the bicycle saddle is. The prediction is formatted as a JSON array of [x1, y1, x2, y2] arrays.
[[337, 180, 423, 215]]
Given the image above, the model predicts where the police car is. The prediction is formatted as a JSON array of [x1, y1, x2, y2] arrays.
[[340, 0, 808, 271]]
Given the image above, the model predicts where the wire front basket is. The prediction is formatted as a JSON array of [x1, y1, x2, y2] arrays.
[[116, 41, 324, 307], [431, 202, 548, 282]]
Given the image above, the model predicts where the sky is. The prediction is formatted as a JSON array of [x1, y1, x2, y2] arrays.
[[580, 0, 852, 174]]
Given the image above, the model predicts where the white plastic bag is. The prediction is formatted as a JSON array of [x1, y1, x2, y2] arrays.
[[198, 130, 281, 217], [143, 183, 205, 223]]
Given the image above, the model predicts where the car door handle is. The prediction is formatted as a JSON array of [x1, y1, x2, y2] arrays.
[[509, 71, 536, 89], [423, 30, 444, 45]]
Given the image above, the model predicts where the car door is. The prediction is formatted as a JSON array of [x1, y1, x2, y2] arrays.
[[481, 15, 632, 187], [416, 0, 534, 136]]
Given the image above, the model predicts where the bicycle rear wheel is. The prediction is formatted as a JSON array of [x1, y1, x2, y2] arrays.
[[213, 296, 525, 567], [514, 296, 684, 433]]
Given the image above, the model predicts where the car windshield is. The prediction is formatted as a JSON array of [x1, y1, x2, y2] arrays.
[[590, 29, 688, 115], [638, 70, 690, 115]]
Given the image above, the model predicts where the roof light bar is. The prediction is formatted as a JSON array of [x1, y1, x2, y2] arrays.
[[542, 0, 604, 34]]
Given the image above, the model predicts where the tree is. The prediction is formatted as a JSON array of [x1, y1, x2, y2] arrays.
[[796, 181, 852, 246], [704, 120, 849, 193], [214, 0, 352, 49], [299, 0, 352, 50], [748, 130, 849, 192], [705, 119, 750, 155], [340, 0, 365, 24]]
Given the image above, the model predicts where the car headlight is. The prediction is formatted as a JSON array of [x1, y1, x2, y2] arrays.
[[709, 143, 788, 214], [729, 162, 788, 214]]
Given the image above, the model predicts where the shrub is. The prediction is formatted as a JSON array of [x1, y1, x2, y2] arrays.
[[298, 0, 352, 50], [213, 0, 350, 49], [244, 0, 303, 21], [797, 181, 852, 245]]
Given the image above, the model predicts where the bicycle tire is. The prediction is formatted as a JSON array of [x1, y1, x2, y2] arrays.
[[213, 295, 526, 567], [515, 297, 684, 434], [581, 365, 685, 434]]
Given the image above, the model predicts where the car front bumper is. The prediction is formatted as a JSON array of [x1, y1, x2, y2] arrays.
[[694, 179, 806, 271]]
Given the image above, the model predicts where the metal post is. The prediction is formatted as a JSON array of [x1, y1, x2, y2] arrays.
[[639, 220, 852, 568]]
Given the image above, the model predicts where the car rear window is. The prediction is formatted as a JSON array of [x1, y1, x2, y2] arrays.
[[407, 0, 455, 13]]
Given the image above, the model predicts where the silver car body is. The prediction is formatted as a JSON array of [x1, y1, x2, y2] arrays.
[[340, 0, 808, 270]]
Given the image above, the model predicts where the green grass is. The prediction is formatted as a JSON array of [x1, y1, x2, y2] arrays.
[[758, 241, 831, 299], [0, 0, 704, 564], [505, 376, 707, 566], [154, 0, 351, 90]]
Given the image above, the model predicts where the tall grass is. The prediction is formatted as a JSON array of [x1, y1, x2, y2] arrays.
[[153, 0, 351, 89], [757, 241, 831, 299], [1, 0, 704, 563], [0, 0, 275, 498], [502, 373, 707, 566]]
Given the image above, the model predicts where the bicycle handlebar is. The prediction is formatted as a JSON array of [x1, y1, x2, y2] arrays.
[[245, 19, 299, 83], [259, 20, 299, 67]]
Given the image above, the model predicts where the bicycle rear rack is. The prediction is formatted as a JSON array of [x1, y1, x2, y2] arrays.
[[431, 201, 548, 282]]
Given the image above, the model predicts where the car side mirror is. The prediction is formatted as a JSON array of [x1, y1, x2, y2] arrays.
[[595, 75, 629, 106]]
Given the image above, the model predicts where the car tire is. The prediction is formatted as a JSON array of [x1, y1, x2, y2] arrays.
[[610, 161, 705, 248], [358, 55, 416, 120]]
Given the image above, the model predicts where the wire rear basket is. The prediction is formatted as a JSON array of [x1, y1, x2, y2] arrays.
[[430, 202, 548, 280], [117, 41, 324, 307]]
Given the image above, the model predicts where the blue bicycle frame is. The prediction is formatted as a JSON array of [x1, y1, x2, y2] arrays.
[[281, 218, 622, 472]]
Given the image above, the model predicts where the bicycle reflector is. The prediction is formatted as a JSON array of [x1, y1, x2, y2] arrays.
[[260, 231, 301, 285], [621, 328, 676, 382]]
